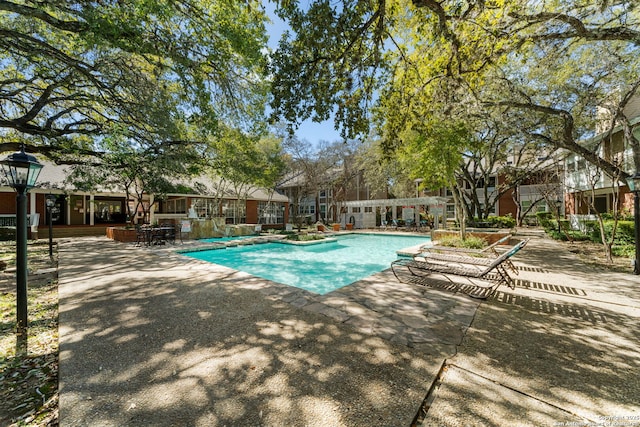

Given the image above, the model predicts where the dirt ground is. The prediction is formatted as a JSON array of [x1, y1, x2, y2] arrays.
[[560, 240, 635, 273]]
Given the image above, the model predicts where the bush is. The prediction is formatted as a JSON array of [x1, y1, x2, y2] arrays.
[[536, 212, 554, 230], [467, 215, 515, 229], [487, 215, 516, 229], [285, 233, 325, 241], [612, 245, 635, 258], [584, 220, 635, 245], [436, 235, 488, 249], [547, 229, 590, 241]]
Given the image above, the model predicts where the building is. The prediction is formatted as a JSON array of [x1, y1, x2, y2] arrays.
[[563, 97, 640, 226], [1, 160, 289, 238]]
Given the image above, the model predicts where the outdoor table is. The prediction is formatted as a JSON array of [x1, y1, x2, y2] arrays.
[[138, 226, 175, 246]]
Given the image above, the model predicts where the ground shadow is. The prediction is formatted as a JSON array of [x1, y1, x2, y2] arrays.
[[59, 240, 445, 426]]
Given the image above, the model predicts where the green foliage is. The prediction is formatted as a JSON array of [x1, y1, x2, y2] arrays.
[[469, 215, 516, 229], [269, 0, 640, 197], [1, 1, 270, 161], [282, 232, 325, 241], [537, 212, 554, 230], [547, 230, 591, 242], [584, 220, 636, 246], [435, 235, 487, 249], [612, 245, 635, 258], [269, 0, 390, 139], [398, 121, 471, 191]]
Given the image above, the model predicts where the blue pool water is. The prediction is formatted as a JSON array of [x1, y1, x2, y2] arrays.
[[182, 233, 431, 294]]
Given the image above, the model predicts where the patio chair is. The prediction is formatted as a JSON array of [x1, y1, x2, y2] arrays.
[[391, 238, 529, 298], [420, 234, 517, 273], [134, 225, 148, 247]]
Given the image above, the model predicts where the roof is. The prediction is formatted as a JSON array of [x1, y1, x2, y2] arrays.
[[1, 160, 287, 202]]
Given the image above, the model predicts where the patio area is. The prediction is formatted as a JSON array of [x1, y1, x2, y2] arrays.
[[57, 231, 640, 426]]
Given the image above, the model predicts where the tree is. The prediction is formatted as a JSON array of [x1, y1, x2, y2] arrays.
[[65, 131, 195, 224], [278, 132, 324, 228], [316, 140, 362, 224], [204, 128, 286, 223], [0, 0, 270, 162], [269, 0, 640, 183]]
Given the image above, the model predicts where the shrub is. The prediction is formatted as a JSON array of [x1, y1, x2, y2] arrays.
[[536, 212, 554, 230], [584, 220, 635, 245], [547, 229, 590, 241], [487, 215, 516, 229], [612, 245, 635, 258], [436, 235, 488, 249], [285, 233, 325, 241]]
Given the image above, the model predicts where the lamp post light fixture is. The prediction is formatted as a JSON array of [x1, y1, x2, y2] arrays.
[[45, 195, 56, 259], [626, 172, 640, 275], [0, 145, 43, 354]]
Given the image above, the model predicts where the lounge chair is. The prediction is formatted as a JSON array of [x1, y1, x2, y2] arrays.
[[420, 234, 517, 273], [391, 238, 529, 298]]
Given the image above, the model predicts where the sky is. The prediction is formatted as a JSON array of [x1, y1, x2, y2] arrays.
[[264, 2, 343, 147]]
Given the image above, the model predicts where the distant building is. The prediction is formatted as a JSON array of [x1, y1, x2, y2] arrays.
[[1, 161, 289, 235], [563, 95, 639, 226]]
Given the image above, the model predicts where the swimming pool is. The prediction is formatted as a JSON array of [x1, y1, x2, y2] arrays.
[[182, 233, 431, 294]]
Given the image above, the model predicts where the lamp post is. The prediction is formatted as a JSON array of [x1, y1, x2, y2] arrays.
[[556, 198, 562, 234], [1, 146, 43, 354], [626, 172, 640, 275], [45, 195, 56, 259]]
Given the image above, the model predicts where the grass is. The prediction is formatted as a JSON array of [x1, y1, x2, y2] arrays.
[[0, 241, 58, 426]]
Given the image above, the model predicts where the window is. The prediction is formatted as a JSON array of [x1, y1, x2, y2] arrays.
[[352, 207, 361, 213], [190, 198, 215, 218], [258, 202, 285, 224], [593, 196, 608, 214], [223, 200, 246, 224], [95, 200, 123, 223], [577, 159, 587, 170], [364, 206, 373, 213], [165, 198, 186, 214], [298, 204, 315, 214], [446, 204, 456, 219]]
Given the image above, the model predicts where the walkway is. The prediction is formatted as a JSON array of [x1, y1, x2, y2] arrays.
[[57, 232, 640, 426]]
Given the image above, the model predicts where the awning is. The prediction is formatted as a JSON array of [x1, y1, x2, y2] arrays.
[[342, 196, 449, 208]]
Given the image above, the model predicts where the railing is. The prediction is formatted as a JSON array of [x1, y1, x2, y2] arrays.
[[0, 215, 17, 227], [0, 214, 38, 227]]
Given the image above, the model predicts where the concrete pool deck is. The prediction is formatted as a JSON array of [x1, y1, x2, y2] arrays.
[[58, 231, 640, 426]]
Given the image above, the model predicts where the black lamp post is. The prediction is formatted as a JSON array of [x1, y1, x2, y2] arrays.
[[556, 198, 562, 234], [1, 146, 43, 354], [45, 195, 56, 259], [626, 172, 640, 275]]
